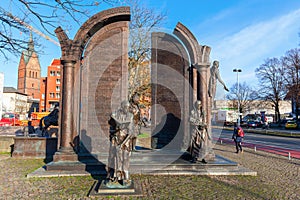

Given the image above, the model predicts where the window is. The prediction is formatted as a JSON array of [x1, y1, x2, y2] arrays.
[[56, 79, 60, 84], [50, 71, 56, 76], [56, 86, 60, 91], [57, 71, 60, 76], [50, 93, 55, 98], [32, 83, 34, 88], [56, 93, 60, 98], [42, 93, 45, 99]]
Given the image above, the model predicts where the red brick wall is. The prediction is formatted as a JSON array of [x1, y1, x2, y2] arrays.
[[79, 21, 129, 153], [151, 32, 191, 149]]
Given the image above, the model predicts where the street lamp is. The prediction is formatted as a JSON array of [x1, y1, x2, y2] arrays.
[[233, 68, 242, 126]]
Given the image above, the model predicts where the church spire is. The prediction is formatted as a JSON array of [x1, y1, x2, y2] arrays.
[[23, 32, 35, 65], [28, 32, 34, 53]]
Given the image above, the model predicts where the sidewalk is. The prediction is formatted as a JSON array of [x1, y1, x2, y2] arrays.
[[0, 143, 299, 199]]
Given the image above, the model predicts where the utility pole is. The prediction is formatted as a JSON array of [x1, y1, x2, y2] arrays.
[[233, 68, 242, 126]]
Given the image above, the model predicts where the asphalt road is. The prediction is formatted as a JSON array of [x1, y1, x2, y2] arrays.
[[213, 129, 300, 159], [216, 129, 300, 150]]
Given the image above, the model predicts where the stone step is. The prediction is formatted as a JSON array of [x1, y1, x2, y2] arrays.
[[47, 152, 238, 173]]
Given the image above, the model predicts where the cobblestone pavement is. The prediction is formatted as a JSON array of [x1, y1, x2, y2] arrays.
[[0, 143, 300, 199]]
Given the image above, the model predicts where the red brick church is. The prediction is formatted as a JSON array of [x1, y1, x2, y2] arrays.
[[17, 33, 41, 100], [16, 34, 61, 112]]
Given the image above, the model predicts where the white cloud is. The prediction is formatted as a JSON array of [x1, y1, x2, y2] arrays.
[[211, 8, 300, 84]]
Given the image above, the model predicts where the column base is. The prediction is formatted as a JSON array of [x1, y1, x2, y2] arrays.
[[46, 147, 85, 171], [53, 147, 78, 162]]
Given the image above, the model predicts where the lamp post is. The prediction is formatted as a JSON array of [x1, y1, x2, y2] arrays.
[[233, 68, 242, 126]]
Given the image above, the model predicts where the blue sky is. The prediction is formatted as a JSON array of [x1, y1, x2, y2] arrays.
[[1, 0, 300, 88]]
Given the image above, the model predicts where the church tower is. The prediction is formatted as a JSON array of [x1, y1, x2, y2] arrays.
[[17, 33, 41, 99]]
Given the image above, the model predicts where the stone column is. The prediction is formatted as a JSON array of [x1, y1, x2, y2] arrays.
[[193, 68, 198, 103], [53, 60, 78, 162], [195, 63, 215, 161], [195, 63, 209, 116]]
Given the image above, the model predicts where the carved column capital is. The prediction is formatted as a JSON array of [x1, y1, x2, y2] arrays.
[[61, 59, 76, 66], [193, 62, 211, 72]]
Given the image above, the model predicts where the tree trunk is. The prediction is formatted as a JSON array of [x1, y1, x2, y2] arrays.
[[275, 104, 280, 122]]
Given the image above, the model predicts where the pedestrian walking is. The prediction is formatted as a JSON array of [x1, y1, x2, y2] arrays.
[[232, 123, 244, 153]]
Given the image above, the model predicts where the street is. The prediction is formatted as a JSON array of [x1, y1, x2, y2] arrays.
[[213, 128, 300, 159]]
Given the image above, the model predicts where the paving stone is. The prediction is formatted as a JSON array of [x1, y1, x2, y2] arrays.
[[0, 143, 299, 199]]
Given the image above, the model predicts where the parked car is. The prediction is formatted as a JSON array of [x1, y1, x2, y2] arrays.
[[247, 121, 262, 128], [285, 120, 298, 129], [0, 113, 22, 126]]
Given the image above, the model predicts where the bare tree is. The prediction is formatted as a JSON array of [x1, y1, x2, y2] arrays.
[[226, 82, 258, 121], [126, 0, 166, 98], [281, 48, 300, 118], [255, 58, 287, 122], [0, 0, 118, 59]]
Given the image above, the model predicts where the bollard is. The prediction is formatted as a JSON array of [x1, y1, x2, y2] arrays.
[[254, 146, 256, 152], [288, 152, 291, 160]]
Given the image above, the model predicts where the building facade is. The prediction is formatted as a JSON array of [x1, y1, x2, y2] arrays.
[[17, 34, 41, 100], [40, 59, 61, 111], [214, 100, 292, 120], [2, 87, 28, 119]]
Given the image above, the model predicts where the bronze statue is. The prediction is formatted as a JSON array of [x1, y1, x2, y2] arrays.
[[106, 100, 133, 187], [208, 60, 229, 100], [129, 93, 141, 151], [189, 100, 209, 163], [39, 104, 59, 137]]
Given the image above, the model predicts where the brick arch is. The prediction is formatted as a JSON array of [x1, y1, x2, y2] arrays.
[[53, 7, 131, 157], [174, 22, 214, 160], [174, 22, 212, 127], [173, 22, 201, 65], [55, 6, 130, 63]]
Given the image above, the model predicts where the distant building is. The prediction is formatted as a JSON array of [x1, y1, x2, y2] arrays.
[[215, 100, 292, 118], [17, 33, 41, 100], [40, 59, 61, 111], [2, 87, 28, 119]]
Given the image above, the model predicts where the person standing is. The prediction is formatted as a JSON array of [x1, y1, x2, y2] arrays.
[[232, 123, 244, 153]]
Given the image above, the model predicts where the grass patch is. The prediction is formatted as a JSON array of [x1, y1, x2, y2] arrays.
[[137, 133, 150, 138], [0, 151, 10, 155]]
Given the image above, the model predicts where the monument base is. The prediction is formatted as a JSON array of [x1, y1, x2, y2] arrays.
[[88, 180, 143, 197], [12, 137, 57, 158], [98, 180, 135, 194]]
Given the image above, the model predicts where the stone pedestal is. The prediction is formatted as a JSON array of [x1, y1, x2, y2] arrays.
[[53, 148, 78, 162], [97, 180, 135, 194], [46, 147, 83, 171], [88, 180, 143, 197], [12, 137, 57, 158]]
